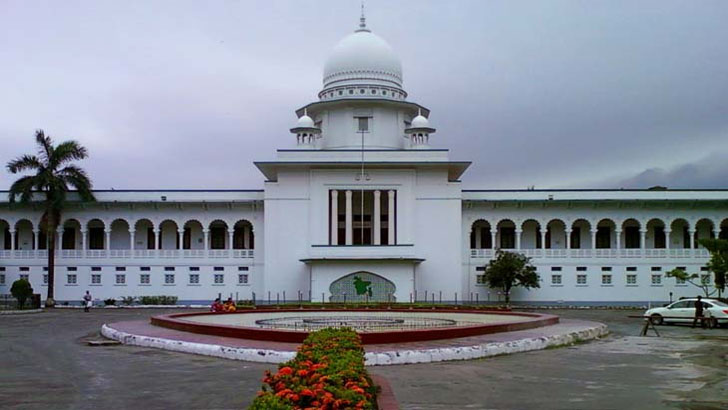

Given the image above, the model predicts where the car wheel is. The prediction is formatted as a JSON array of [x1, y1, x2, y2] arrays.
[[650, 314, 663, 325]]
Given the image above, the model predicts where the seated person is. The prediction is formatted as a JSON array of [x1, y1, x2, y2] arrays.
[[223, 298, 237, 312], [211, 298, 224, 313]]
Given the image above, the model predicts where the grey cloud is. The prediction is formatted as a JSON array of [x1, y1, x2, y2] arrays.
[[604, 151, 728, 189]]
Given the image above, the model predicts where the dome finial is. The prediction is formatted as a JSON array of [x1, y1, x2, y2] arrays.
[[357, 1, 370, 32]]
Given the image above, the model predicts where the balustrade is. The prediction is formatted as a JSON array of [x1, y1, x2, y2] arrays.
[[0, 249, 254, 260]]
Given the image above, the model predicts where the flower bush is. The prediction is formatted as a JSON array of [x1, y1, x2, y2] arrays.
[[249, 328, 376, 410]]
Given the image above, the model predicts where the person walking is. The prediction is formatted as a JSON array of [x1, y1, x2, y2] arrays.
[[692, 295, 705, 329], [83, 291, 92, 312]]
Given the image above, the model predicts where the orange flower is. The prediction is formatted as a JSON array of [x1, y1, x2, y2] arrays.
[[278, 367, 293, 376]]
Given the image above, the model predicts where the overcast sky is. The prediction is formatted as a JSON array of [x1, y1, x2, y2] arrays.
[[1, 0, 727, 191]]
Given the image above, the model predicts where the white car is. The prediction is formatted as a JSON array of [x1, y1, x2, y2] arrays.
[[645, 298, 728, 327]]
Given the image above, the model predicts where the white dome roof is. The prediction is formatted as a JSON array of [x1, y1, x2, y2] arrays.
[[296, 114, 315, 128], [411, 114, 429, 128], [322, 28, 403, 92]]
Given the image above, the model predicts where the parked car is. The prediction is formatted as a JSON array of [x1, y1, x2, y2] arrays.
[[645, 298, 728, 327]]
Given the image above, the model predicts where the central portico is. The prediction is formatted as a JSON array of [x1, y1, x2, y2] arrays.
[[257, 17, 468, 302]]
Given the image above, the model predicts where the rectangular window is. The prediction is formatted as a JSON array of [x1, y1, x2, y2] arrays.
[[651, 274, 662, 285], [214, 274, 224, 284], [91, 274, 101, 284], [214, 266, 224, 271], [189, 274, 199, 284], [330, 189, 396, 246], [651, 266, 662, 272], [356, 116, 370, 132], [700, 266, 709, 271], [551, 267, 562, 272], [675, 277, 686, 285], [626, 266, 637, 272], [164, 274, 175, 284], [238, 266, 249, 271], [577, 274, 587, 285], [43, 274, 48, 284], [601, 274, 612, 285], [238, 273, 249, 284], [0, 274, 5, 285], [67, 274, 77, 284], [67, 266, 77, 272], [626, 274, 637, 285], [0, 267, 5, 271], [164, 266, 175, 272], [140, 266, 151, 271], [476, 274, 486, 285], [91, 267, 102, 272], [115, 266, 126, 272], [475, 266, 486, 272], [601, 267, 612, 272], [115, 274, 126, 285], [576, 266, 587, 272], [551, 275, 562, 285], [20, 266, 29, 272], [140, 274, 150, 284], [189, 266, 200, 272], [19, 274, 29, 281]]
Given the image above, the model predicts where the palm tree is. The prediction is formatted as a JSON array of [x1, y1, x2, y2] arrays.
[[6, 130, 95, 307]]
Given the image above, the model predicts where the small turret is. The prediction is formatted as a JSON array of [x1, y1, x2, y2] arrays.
[[405, 109, 436, 149], [290, 109, 321, 148]]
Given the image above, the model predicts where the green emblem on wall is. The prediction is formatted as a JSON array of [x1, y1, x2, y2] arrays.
[[329, 272, 396, 303]]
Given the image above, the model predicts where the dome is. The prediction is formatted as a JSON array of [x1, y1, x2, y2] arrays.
[[411, 113, 429, 129], [321, 21, 404, 97], [296, 114, 315, 128]]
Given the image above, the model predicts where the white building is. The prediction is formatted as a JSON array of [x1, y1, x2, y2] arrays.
[[1, 17, 727, 305]]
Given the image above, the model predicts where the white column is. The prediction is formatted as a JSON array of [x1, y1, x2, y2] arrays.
[[490, 230, 497, 249], [56, 229, 62, 250], [714, 229, 721, 241], [178, 230, 185, 250], [330, 190, 339, 245], [540, 230, 547, 250], [664, 229, 671, 249], [689, 229, 696, 249], [33, 230, 39, 250], [105, 230, 111, 251], [615, 229, 622, 250], [640, 229, 647, 250], [228, 229, 234, 250], [345, 190, 353, 245], [129, 230, 136, 251], [515, 229, 522, 250], [81, 229, 87, 251], [387, 190, 395, 245], [373, 190, 381, 245], [565, 229, 572, 249], [591, 229, 597, 250], [243, 225, 251, 249], [153, 229, 160, 250], [9, 230, 15, 250], [203, 229, 210, 251]]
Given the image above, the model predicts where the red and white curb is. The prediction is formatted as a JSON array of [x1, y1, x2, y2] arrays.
[[102, 321, 608, 366]]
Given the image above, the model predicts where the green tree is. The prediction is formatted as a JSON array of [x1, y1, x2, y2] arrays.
[[698, 238, 728, 298], [7, 130, 95, 307], [10, 278, 33, 309], [665, 268, 716, 297], [482, 250, 540, 304]]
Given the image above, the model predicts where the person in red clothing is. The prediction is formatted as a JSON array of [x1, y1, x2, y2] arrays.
[[211, 298, 224, 313]]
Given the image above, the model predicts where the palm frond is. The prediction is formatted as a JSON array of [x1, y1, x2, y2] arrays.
[[35, 129, 54, 164], [6, 154, 44, 174], [51, 140, 88, 168], [58, 165, 96, 202], [8, 175, 38, 204]]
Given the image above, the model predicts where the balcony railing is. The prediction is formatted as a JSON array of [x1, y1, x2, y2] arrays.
[[0, 249, 254, 260], [470, 248, 710, 259]]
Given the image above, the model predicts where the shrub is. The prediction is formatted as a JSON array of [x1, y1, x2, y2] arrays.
[[120, 296, 136, 306], [138, 295, 178, 305], [250, 328, 376, 410], [104, 298, 116, 306], [10, 279, 33, 309]]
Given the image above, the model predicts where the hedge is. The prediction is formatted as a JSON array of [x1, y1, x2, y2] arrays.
[[249, 328, 376, 410]]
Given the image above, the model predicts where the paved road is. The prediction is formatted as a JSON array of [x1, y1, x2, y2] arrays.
[[1, 308, 726, 410]]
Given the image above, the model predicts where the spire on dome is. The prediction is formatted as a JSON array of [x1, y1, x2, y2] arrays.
[[356, 1, 370, 32]]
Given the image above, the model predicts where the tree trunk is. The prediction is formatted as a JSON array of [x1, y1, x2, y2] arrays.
[[503, 285, 510, 305], [45, 211, 56, 308]]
